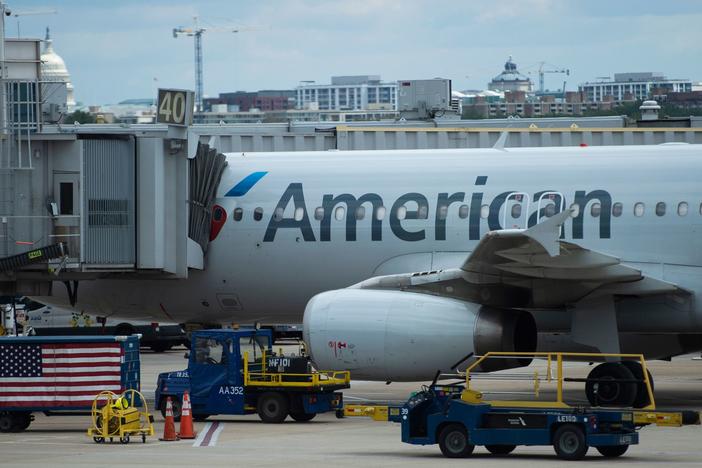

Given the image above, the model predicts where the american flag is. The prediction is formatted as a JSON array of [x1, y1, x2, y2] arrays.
[[0, 342, 123, 407]]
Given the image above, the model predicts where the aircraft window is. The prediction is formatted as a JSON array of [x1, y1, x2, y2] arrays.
[[612, 202, 623, 217], [655, 202, 666, 217], [313, 207, 323, 220], [569, 203, 580, 218], [544, 204, 556, 217], [233, 208, 243, 221], [355, 206, 365, 220], [375, 206, 386, 220], [591, 202, 601, 218], [511, 204, 522, 219], [458, 205, 469, 219], [294, 207, 304, 222], [273, 207, 284, 222], [396, 206, 407, 220], [437, 205, 448, 220], [634, 202, 645, 217], [334, 206, 346, 221], [418, 205, 428, 219], [253, 207, 263, 221], [480, 204, 489, 219], [678, 202, 688, 216], [699, 203, 702, 215]]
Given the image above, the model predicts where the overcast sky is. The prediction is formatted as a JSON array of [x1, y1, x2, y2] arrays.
[[8, 0, 702, 105]]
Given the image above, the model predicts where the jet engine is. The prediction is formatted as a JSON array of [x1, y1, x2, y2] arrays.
[[303, 289, 537, 381]]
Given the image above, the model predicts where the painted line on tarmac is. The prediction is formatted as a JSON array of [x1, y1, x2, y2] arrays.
[[193, 421, 222, 447]]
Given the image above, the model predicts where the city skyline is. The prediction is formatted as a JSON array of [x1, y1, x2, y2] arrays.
[[8, 0, 702, 105]]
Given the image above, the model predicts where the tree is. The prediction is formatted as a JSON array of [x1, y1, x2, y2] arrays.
[[65, 110, 95, 124]]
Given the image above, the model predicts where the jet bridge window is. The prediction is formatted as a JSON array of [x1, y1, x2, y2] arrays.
[[233, 208, 243, 221], [656, 202, 666, 217], [678, 202, 688, 216], [254, 207, 263, 221], [612, 202, 623, 217], [634, 202, 645, 217]]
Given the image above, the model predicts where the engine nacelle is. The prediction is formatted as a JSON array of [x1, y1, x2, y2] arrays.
[[303, 289, 536, 381]]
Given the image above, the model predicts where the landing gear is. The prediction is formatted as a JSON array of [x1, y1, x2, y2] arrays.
[[585, 362, 653, 408], [621, 360, 654, 408]]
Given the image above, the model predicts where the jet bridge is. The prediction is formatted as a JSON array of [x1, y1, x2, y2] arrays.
[[0, 126, 227, 297]]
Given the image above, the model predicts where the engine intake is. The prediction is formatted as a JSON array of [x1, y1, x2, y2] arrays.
[[303, 289, 536, 381]]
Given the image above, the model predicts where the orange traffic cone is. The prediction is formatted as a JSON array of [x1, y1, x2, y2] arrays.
[[159, 396, 180, 441], [178, 391, 197, 439]]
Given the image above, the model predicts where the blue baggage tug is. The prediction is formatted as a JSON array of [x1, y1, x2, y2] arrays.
[[155, 328, 349, 423], [346, 351, 700, 461]]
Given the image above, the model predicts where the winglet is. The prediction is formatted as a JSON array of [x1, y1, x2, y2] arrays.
[[523, 208, 573, 257], [492, 131, 508, 151]]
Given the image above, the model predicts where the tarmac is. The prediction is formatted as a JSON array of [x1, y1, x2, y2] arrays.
[[2, 348, 701, 467]]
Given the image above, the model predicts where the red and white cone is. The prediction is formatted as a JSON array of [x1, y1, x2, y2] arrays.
[[178, 391, 197, 439], [159, 396, 179, 441]]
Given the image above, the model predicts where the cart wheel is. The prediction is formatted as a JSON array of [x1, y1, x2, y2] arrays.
[[257, 392, 289, 423], [93, 436, 105, 443], [485, 444, 516, 455], [335, 409, 345, 419], [0, 414, 13, 432], [13, 413, 32, 431], [142, 434, 147, 443], [119, 435, 130, 444], [553, 424, 588, 460], [597, 445, 629, 457], [438, 424, 474, 458]]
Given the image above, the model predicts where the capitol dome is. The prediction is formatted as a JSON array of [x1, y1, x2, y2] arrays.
[[40, 28, 76, 110]]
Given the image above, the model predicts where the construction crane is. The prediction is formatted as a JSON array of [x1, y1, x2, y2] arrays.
[[173, 16, 256, 112], [532, 62, 570, 93], [11, 8, 57, 37]]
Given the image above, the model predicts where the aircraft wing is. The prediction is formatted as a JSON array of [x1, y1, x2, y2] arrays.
[[352, 208, 684, 308]]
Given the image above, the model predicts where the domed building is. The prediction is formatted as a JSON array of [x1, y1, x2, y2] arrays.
[[488, 56, 533, 92], [40, 27, 76, 111]]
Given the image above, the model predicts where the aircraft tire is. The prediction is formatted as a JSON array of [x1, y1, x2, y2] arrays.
[[620, 361, 654, 408], [585, 362, 637, 407]]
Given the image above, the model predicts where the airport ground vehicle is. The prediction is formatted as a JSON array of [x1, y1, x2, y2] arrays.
[[155, 328, 350, 423], [346, 352, 700, 460], [0, 335, 140, 432]]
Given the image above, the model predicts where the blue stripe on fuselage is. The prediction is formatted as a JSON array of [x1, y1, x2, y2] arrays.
[[224, 172, 268, 197]]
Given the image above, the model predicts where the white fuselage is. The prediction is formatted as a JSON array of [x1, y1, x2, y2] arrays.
[[43, 145, 702, 335]]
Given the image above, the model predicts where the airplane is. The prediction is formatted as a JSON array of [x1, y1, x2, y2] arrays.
[[35, 143, 702, 408]]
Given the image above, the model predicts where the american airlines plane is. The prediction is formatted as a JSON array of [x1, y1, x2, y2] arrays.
[[39, 143, 702, 407]]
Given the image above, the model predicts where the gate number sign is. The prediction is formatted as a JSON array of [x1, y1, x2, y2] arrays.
[[157, 88, 194, 126]]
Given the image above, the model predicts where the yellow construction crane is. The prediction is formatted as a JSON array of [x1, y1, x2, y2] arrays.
[[173, 16, 259, 112]]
